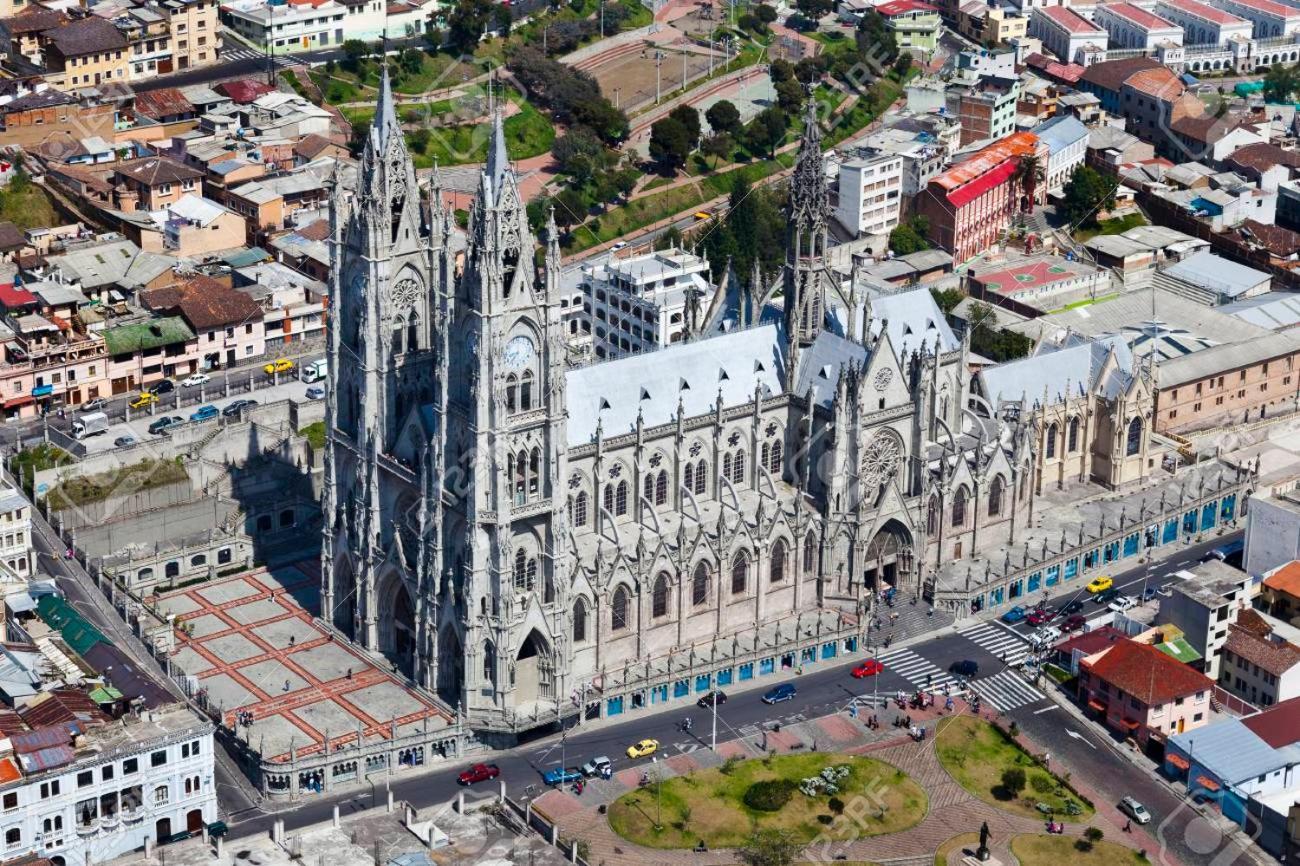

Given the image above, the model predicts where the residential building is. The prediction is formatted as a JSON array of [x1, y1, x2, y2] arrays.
[[851, 110, 961, 203], [111, 5, 173, 82], [102, 316, 199, 393], [1224, 143, 1300, 193], [112, 157, 204, 213], [115, 195, 246, 257], [40, 17, 129, 90], [958, 5, 1030, 45], [876, 0, 942, 52], [1078, 636, 1216, 745], [219, 0, 348, 53], [1157, 559, 1254, 677], [1214, 0, 1300, 37], [39, 238, 176, 304], [141, 274, 265, 368], [581, 248, 712, 359], [1259, 558, 1300, 623], [159, 0, 220, 71], [230, 261, 326, 349], [226, 171, 332, 236], [1028, 6, 1109, 65], [0, 483, 33, 578], [1157, 0, 1254, 45], [0, 90, 115, 151], [1034, 113, 1089, 193], [954, 76, 1020, 145], [916, 131, 1042, 264], [1095, 2, 1185, 49], [1218, 613, 1300, 707], [4, 9, 69, 61], [131, 88, 195, 125], [835, 150, 904, 238]]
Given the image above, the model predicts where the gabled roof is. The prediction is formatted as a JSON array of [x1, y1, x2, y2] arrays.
[[1265, 561, 1300, 598], [44, 16, 127, 56], [1035, 114, 1089, 155], [141, 274, 263, 330], [1083, 637, 1214, 704], [215, 78, 277, 104], [980, 334, 1134, 408], [5, 8, 70, 33], [1223, 627, 1300, 676], [1225, 142, 1300, 176], [133, 87, 194, 120], [1242, 695, 1300, 748], [102, 316, 196, 354], [1079, 56, 1162, 94]]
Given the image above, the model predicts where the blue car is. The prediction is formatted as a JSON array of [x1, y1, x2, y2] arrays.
[[541, 767, 583, 786], [1001, 605, 1027, 624], [761, 683, 797, 704], [190, 405, 219, 422]]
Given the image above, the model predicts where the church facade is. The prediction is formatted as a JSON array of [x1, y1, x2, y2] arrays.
[[322, 78, 1038, 734]]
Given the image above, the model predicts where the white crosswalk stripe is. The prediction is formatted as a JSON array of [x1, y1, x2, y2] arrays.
[[220, 47, 297, 66], [968, 669, 1046, 711], [876, 648, 962, 692], [959, 622, 1034, 666]]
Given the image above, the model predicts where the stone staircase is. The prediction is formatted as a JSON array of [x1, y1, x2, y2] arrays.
[[862, 599, 955, 650]]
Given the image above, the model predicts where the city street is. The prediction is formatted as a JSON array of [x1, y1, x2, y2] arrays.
[[209, 530, 1246, 866]]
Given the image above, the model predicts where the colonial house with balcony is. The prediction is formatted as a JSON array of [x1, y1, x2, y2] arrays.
[[1078, 636, 1216, 748]]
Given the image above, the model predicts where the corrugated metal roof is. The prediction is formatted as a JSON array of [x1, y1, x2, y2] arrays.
[[17, 744, 74, 774], [9, 726, 72, 754], [1163, 251, 1269, 299], [1159, 331, 1300, 387], [1169, 717, 1296, 785]]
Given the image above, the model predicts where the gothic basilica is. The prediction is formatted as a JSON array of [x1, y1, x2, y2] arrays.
[[323, 74, 1036, 733]]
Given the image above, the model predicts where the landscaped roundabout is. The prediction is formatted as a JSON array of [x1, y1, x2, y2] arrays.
[[606, 752, 928, 849]]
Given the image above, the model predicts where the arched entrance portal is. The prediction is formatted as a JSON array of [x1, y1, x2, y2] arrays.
[[377, 572, 416, 677], [332, 557, 357, 639], [514, 629, 554, 706], [186, 809, 204, 834], [863, 520, 914, 595], [437, 625, 463, 707], [155, 818, 172, 844]]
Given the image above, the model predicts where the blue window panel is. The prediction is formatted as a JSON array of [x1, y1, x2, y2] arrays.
[[607, 696, 624, 716], [991, 587, 1004, 605], [1009, 580, 1023, 599], [972, 593, 985, 612], [739, 663, 754, 681], [1046, 565, 1060, 586], [1123, 533, 1139, 558], [1183, 510, 1198, 534], [759, 657, 775, 675], [821, 642, 836, 660], [801, 647, 816, 663], [1221, 494, 1236, 522], [1103, 541, 1119, 563], [843, 637, 857, 653], [1201, 503, 1217, 531], [673, 679, 689, 698], [1145, 525, 1159, 549], [1084, 549, 1099, 569], [651, 684, 668, 703], [1027, 572, 1041, 593], [695, 674, 711, 692], [1064, 558, 1078, 579], [1163, 519, 1179, 544], [717, 669, 733, 686]]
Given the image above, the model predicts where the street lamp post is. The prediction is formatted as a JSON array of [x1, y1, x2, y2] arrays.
[[655, 51, 665, 104], [653, 757, 663, 830], [710, 690, 718, 751]]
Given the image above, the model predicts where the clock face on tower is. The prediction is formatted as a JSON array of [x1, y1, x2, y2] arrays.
[[502, 335, 535, 370]]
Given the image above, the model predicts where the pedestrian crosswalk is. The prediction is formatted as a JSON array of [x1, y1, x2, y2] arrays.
[[876, 647, 962, 692], [959, 621, 1033, 666], [968, 669, 1046, 711], [221, 47, 298, 67]]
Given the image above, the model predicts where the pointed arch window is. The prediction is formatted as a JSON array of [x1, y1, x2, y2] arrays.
[[603, 485, 614, 516], [514, 452, 527, 506], [572, 492, 588, 526], [989, 476, 1005, 517], [803, 535, 816, 574], [762, 442, 770, 470], [1068, 416, 1080, 453], [391, 325, 404, 355], [513, 549, 526, 590], [684, 462, 695, 493], [722, 452, 733, 481], [520, 371, 534, 411], [731, 551, 749, 595], [615, 481, 628, 516], [771, 539, 787, 582], [655, 470, 668, 505], [769, 440, 783, 473], [505, 375, 517, 413], [573, 599, 587, 642], [1126, 416, 1142, 456], [652, 573, 669, 618], [1046, 422, 1058, 459], [483, 641, 496, 683], [526, 558, 538, 592], [529, 447, 541, 499], [927, 495, 939, 535], [694, 461, 707, 494], [644, 473, 655, 504], [733, 450, 746, 484], [612, 586, 630, 630], [952, 487, 968, 527], [407, 316, 419, 352], [692, 562, 709, 605]]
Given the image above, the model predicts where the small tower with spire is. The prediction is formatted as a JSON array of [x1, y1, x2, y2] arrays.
[[783, 89, 833, 385]]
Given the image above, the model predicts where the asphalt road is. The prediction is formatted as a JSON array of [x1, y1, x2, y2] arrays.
[[218, 530, 1251, 866]]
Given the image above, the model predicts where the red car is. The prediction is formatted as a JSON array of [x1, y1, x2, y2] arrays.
[[1060, 614, 1087, 632], [851, 659, 884, 678], [1026, 608, 1054, 626], [458, 763, 501, 785]]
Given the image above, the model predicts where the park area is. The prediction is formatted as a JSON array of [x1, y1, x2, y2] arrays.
[[606, 752, 927, 849], [934, 716, 1094, 821]]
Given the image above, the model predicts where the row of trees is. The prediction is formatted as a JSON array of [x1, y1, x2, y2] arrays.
[[647, 98, 790, 173], [507, 45, 629, 144]]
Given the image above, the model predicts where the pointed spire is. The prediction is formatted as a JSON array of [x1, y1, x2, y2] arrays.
[[485, 89, 509, 203], [372, 64, 401, 151]]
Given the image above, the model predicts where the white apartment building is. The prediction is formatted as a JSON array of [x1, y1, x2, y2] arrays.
[[1219, 625, 1300, 708], [0, 705, 215, 864], [1095, 2, 1185, 48], [1213, 0, 1300, 37], [1155, 0, 1252, 44], [581, 249, 712, 360], [219, 0, 346, 52], [1029, 5, 1109, 64], [852, 113, 960, 203], [1035, 113, 1089, 194], [1158, 559, 1254, 679], [0, 485, 33, 579], [836, 150, 904, 238]]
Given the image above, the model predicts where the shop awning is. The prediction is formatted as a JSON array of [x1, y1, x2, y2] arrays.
[[1087, 698, 1107, 712], [1195, 775, 1221, 792], [1121, 718, 1142, 730], [3, 395, 33, 409], [1167, 753, 1191, 771]]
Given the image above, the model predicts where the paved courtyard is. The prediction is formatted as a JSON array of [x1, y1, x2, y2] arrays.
[[153, 562, 451, 764]]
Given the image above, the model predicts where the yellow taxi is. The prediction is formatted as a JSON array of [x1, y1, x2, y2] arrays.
[[129, 392, 158, 409], [1086, 575, 1114, 594], [626, 738, 659, 759], [263, 357, 294, 375]]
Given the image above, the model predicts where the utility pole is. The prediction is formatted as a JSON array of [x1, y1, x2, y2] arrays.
[[710, 692, 718, 751], [681, 49, 687, 90], [600, 0, 605, 38], [653, 757, 662, 830], [655, 51, 665, 104]]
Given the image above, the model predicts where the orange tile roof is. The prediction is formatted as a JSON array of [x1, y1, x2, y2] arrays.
[[1265, 561, 1300, 598], [1125, 66, 1185, 100], [0, 757, 21, 785], [934, 132, 1039, 191]]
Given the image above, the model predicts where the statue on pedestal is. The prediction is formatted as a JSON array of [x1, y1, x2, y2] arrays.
[[976, 821, 992, 861]]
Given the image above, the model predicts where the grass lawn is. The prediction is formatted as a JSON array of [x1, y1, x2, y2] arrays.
[[0, 177, 57, 231], [606, 752, 926, 849], [329, 52, 480, 96], [300, 421, 326, 450], [311, 71, 369, 106], [1047, 292, 1120, 314], [935, 832, 980, 866], [1074, 213, 1147, 241], [48, 459, 189, 509], [10, 444, 73, 495], [1011, 834, 1147, 866], [934, 716, 1094, 821]]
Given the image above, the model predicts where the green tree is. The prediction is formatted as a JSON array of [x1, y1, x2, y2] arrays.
[[930, 287, 963, 313], [1013, 153, 1044, 214], [1264, 63, 1300, 102], [707, 100, 742, 136], [341, 39, 369, 72], [775, 78, 804, 114], [889, 223, 928, 255], [856, 9, 898, 65], [755, 3, 778, 22], [736, 828, 802, 866], [1000, 768, 1027, 798], [408, 127, 431, 154], [700, 131, 734, 167], [551, 187, 590, 230], [769, 58, 795, 83], [746, 106, 787, 158], [494, 4, 512, 35], [649, 116, 692, 171], [1060, 164, 1116, 229], [796, 0, 834, 15], [447, 0, 495, 51], [552, 126, 610, 176], [669, 104, 701, 146]]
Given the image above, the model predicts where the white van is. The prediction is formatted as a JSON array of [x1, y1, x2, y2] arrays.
[[301, 358, 328, 384]]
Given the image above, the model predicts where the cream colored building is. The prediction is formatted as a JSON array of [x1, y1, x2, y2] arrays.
[[161, 0, 221, 70], [42, 17, 130, 89]]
